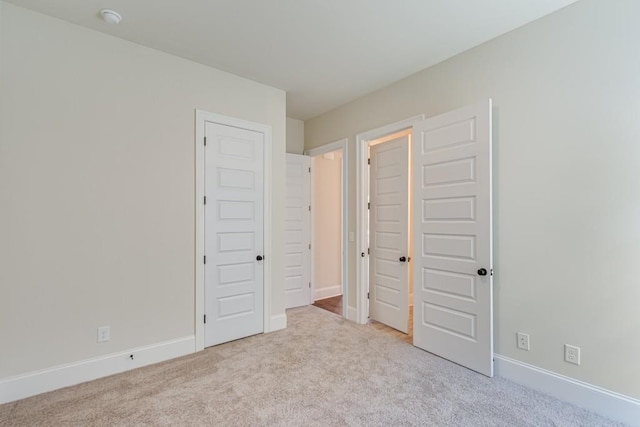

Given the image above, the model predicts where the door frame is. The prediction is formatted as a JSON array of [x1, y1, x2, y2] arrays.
[[355, 115, 424, 325], [195, 109, 273, 351], [305, 138, 349, 318]]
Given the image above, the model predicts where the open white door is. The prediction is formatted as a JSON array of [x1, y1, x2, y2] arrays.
[[413, 100, 493, 377], [369, 136, 410, 333], [204, 122, 264, 347], [284, 154, 311, 308]]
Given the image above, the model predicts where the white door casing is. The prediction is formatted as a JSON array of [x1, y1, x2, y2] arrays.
[[204, 122, 264, 347], [413, 100, 493, 377], [369, 136, 410, 333], [285, 154, 311, 308]]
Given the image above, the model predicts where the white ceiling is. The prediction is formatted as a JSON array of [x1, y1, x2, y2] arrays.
[[6, 0, 578, 120]]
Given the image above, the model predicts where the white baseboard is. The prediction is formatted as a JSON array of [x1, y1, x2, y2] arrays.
[[314, 285, 342, 301], [0, 336, 195, 405], [346, 306, 357, 322], [494, 354, 640, 426], [269, 313, 287, 332]]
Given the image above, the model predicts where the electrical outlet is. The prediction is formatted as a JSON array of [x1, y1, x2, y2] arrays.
[[565, 344, 581, 365], [516, 332, 530, 350], [97, 326, 110, 343]]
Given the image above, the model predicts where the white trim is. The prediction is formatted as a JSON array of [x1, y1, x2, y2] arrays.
[[269, 313, 287, 332], [195, 110, 274, 350], [305, 139, 347, 157], [495, 354, 640, 426], [346, 306, 358, 322], [355, 115, 424, 324], [0, 336, 195, 404], [262, 122, 274, 333], [195, 111, 206, 350], [314, 285, 343, 301], [305, 138, 349, 318]]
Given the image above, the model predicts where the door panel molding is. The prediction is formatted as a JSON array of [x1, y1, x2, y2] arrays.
[[369, 137, 410, 332], [284, 153, 311, 309], [413, 100, 493, 377], [195, 110, 272, 352], [204, 122, 264, 346]]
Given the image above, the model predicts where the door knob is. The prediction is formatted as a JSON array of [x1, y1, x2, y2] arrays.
[[256, 255, 263, 261], [477, 268, 487, 276], [399, 256, 407, 262]]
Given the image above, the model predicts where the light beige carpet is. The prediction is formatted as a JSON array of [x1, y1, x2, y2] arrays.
[[0, 306, 625, 426]]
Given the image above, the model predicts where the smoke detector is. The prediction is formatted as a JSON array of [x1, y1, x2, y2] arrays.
[[100, 9, 122, 25]]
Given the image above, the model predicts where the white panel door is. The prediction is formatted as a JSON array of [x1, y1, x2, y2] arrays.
[[369, 136, 410, 333], [413, 100, 493, 377], [205, 122, 264, 347], [285, 154, 311, 308]]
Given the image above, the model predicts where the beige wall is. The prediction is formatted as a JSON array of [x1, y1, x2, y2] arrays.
[[305, 0, 640, 399], [0, 3, 286, 378], [312, 152, 342, 298], [286, 117, 304, 154]]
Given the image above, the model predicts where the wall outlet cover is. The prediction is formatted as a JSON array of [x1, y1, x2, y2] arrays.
[[565, 344, 581, 365], [517, 332, 530, 350]]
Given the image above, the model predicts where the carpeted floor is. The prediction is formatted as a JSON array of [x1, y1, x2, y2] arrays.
[[0, 306, 625, 426]]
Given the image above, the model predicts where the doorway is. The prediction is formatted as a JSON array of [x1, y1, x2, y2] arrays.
[[305, 139, 349, 318], [194, 110, 273, 351], [312, 150, 342, 301], [356, 102, 494, 377], [367, 129, 413, 337], [355, 116, 424, 329]]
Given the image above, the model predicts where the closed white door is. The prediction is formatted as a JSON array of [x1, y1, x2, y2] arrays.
[[369, 136, 410, 333], [413, 100, 493, 377], [205, 122, 264, 347], [285, 154, 311, 308]]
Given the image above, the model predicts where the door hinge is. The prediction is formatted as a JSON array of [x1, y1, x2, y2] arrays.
[[367, 292, 370, 299], [368, 248, 370, 255], [204, 136, 207, 146], [204, 314, 207, 324], [368, 202, 370, 210], [308, 243, 311, 250], [309, 205, 311, 211], [491, 268, 494, 276], [309, 282, 311, 288], [204, 196, 207, 205], [308, 167, 311, 173], [204, 255, 206, 264], [368, 158, 371, 165]]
